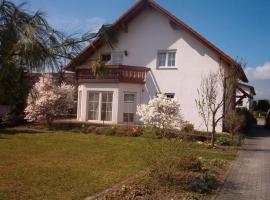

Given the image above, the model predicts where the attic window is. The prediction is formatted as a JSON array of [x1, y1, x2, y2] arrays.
[[101, 53, 111, 62]]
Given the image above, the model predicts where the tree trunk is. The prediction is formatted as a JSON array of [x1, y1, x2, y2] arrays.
[[46, 116, 54, 128], [211, 116, 216, 147]]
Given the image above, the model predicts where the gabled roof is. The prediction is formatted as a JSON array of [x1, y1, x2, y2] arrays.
[[238, 83, 256, 96], [65, 0, 248, 82]]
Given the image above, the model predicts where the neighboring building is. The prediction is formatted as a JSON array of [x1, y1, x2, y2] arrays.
[[236, 83, 256, 110], [66, 0, 249, 131]]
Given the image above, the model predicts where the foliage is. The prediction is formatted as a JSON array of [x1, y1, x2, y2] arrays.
[[216, 136, 231, 146], [24, 75, 74, 126], [254, 100, 270, 112], [92, 60, 107, 79], [224, 110, 245, 140], [103, 127, 117, 136], [236, 107, 257, 132], [0, 0, 82, 72], [137, 94, 183, 138], [0, 65, 31, 123], [181, 123, 195, 133]]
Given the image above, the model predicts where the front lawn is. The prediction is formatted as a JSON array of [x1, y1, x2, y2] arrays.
[[0, 128, 236, 200]]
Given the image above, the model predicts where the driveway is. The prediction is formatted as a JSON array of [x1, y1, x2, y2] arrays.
[[215, 121, 270, 200]]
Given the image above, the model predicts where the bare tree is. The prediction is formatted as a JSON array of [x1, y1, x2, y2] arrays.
[[195, 66, 240, 146]]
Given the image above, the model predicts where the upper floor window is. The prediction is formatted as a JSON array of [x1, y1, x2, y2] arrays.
[[157, 50, 176, 68], [112, 52, 124, 65]]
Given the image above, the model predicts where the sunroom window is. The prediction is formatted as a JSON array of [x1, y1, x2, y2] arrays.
[[88, 92, 113, 121]]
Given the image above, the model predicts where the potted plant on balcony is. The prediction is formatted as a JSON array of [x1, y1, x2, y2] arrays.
[[92, 60, 107, 79]]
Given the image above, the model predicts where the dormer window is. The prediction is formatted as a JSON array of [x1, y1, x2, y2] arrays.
[[157, 50, 176, 68]]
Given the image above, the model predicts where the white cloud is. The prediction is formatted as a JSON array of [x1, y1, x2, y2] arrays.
[[244, 61, 270, 99], [245, 62, 270, 80]]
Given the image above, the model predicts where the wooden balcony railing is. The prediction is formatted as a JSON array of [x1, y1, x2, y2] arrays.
[[76, 65, 150, 84]]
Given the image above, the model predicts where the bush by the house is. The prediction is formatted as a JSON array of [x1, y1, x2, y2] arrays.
[[236, 108, 257, 132], [216, 136, 231, 146], [137, 94, 183, 138], [104, 127, 117, 136]]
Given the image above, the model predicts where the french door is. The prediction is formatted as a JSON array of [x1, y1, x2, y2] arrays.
[[88, 92, 113, 121]]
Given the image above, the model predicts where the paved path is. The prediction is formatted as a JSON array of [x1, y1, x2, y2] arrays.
[[216, 123, 270, 200]]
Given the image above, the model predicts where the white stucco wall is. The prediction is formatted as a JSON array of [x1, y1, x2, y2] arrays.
[[79, 7, 227, 131]]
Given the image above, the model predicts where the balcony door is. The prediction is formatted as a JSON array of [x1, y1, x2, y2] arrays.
[[88, 92, 113, 121]]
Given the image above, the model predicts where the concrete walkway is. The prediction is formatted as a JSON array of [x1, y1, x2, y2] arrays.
[[215, 122, 270, 200]]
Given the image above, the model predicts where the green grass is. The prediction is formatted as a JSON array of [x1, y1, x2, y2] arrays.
[[0, 128, 236, 200]]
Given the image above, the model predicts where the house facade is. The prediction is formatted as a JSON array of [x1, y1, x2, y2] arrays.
[[66, 0, 249, 131]]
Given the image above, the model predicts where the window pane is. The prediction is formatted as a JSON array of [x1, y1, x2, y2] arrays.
[[101, 53, 111, 62], [101, 92, 113, 121], [107, 93, 113, 102], [167, 52, 176, 66], [102, 93, 107, 102], [165, 93, 175, 99], [88, 92, 99, 120], [158, 52, 166, 66], [112, 52, 123, 64], [124, 93, 135, 102], [123, 113, 134, 122]]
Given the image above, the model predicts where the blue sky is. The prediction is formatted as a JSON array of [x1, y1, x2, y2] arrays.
[[15, 0, 270, 99]]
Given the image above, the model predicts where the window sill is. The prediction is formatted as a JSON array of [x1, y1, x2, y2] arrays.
[[156, 67, 178, 70]]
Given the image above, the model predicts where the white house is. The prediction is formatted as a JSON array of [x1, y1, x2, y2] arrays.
[[66, 0, 250, 131], [236, 83, 256, 110]]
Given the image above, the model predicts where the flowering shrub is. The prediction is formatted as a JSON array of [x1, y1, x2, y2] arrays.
[[24, 75, 74, 126], [137, 94, 183, 137]]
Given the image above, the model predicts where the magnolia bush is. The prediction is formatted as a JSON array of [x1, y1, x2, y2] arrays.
[[137, 94, 183, 137], [25, 75, 74, 126]]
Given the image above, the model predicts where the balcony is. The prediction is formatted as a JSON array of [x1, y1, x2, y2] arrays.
[[76, 65, 150, 84]]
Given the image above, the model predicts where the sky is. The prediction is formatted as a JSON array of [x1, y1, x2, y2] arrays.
[[14, 0, 270, 99]]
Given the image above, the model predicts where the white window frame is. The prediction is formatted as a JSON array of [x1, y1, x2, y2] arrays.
[[87, 91, 113, 122], [77, 91, 82, 119], [157, 50, 177, 69], [123, 92, 136, 123]]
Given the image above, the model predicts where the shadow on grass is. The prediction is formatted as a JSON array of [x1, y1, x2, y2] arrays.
[[0, 128, 43, 135]]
